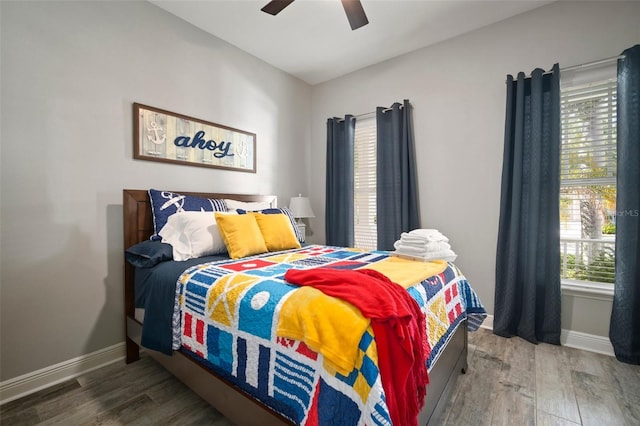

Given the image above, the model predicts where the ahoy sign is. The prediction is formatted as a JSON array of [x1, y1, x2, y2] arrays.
[[174, 131, 234, 159], [133, 103, 256, 173]]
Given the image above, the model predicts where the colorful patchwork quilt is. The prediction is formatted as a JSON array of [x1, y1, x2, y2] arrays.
[[175, 245, 486, 425]]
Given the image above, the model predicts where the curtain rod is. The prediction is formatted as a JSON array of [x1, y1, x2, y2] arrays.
[[515, 54, 626, 79], [335, 105, 402, 122], [561, 54, 625, 73]]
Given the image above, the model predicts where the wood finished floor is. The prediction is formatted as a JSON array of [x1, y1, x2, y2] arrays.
[[1, 328, 639, 425]]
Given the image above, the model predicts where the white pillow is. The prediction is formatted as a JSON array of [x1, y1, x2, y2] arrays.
[[224, 199, 272, 212], [158, 211, 227, 261]]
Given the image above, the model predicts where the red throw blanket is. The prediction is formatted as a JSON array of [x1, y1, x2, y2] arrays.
[[284, 268, 428, 426]]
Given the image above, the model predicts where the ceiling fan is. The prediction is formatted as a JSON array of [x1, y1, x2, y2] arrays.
[[261, 0, 369, 31]]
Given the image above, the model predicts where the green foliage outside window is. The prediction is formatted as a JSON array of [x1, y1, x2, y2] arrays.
[[561, 247, 615, 284], [602, 222, 616, 234]]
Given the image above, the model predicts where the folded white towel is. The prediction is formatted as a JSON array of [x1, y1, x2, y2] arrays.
[[424, 249, 457, 262], [393, 247, 458, 262], [399, 235, 433, 246], [403, 229, 449, 243], [400, 232, 426, 243], [393, 242, 428, 255], [425, 241, 451, 252], [396, 238, 428, 249], [394, 240, 451, 253], [409, 228, 444, 238]]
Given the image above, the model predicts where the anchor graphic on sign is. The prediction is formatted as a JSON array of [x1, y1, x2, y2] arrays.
[[146, 121, 166, 145], [236, 140, 248, 166]]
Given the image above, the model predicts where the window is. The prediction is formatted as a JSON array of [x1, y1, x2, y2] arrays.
[[354, 116, 377, 250], [560, 63, 617, 285]]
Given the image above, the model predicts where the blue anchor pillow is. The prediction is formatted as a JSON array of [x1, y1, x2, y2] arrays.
[[148, 189, 227, 240]]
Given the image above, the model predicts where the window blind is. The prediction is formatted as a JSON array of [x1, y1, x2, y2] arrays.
[[354, 116, 377, 250], [560, 65, 617, 284]]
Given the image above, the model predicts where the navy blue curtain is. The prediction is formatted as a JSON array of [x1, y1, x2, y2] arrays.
[[494, 64, 562, 345], [610, 45, 640, 365], [376, 100, 420, 250], [326, 115, 355, 247]]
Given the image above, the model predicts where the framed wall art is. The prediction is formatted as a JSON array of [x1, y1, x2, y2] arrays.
[[133, 103, 256, 173]]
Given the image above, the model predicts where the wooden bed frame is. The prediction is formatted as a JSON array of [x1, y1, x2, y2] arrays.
[[123, 189, 468, 425]]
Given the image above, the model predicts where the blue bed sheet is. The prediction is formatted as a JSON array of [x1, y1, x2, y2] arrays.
[[134, 254, 231, 354]]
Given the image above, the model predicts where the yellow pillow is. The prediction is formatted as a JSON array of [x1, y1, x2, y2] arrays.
[[214, 212, 268, 259], [252, 212, 302, 252]]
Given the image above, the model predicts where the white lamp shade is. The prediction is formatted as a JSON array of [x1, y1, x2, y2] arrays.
[[289, 195, 315, 219]]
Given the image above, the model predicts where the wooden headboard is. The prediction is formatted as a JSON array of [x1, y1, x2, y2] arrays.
[[122, 189, 277, 360]]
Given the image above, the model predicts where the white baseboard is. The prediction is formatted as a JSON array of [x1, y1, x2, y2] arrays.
[[0, 342, 125, 405], [478, 314, 614, 357], [480, 314, 494, 331], [560, 329, 614, 357]]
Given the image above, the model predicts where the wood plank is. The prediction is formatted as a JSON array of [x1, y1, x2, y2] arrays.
[[499, 335, 536, 397], [490, 336, 536, 426], [601, 355, 640, 426], [490, 382, 535, 426], [535, 343, 581, 423], [571, 370, 627, 426], [34, 356, 167, 421], [443, 347, 502, 425], [537, 410, 581, 426], [142, 389, 224, 425], [36, 357, 175, 424], [0, 379, 80, 418], [90, 394, 156, 425], [563, 345, 607, 378], [472, 329, 508, 360], [160, 400, 228, 425], [0, 405, 41, 425]]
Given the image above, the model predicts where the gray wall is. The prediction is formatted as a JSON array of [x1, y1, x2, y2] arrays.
[[0, 1, 311, 381], [308, 1, 639, 331]]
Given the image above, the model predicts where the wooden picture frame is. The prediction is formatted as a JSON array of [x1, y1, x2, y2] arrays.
[[133, 103, 256, 173]]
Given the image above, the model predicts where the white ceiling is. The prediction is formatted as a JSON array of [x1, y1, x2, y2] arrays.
[[150, 0, 554, 85]]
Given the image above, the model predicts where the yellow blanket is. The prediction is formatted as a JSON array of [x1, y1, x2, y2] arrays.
[[277, 287, 370, 375], [359, 257, 448, 288], [276, 257, 448, 375]]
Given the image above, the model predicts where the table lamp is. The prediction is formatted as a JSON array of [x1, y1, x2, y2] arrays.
[[288, 194, 315, 237]]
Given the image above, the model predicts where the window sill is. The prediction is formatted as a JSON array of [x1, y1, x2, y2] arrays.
[[561, 279, 614, 301]]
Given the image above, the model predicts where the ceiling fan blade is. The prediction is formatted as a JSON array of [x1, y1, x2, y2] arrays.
[[261, 0, 295, 16], [341, 0, 369, 30]]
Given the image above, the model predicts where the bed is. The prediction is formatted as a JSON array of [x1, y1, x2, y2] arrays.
[[123, 189, 485, 425]]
